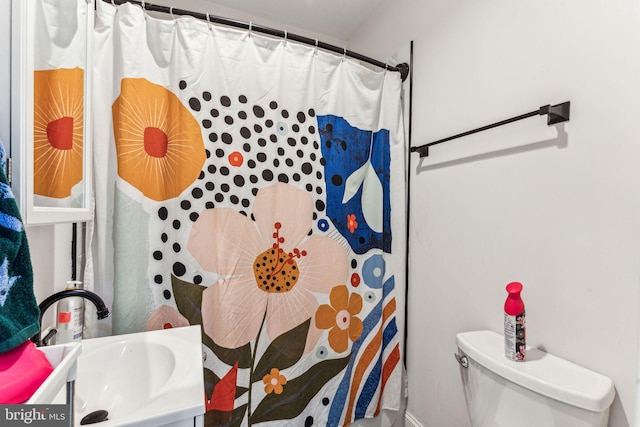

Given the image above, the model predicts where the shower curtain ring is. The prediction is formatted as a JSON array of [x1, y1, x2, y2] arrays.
[[314, 39, 318, 54], [206, 13, 212, 31], [343, 47, 347, 62], [111, 0, 115, 6], [248, 21, 252, 38], [169, 6, 175, 21]]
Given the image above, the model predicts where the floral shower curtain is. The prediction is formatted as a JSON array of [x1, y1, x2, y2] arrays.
[[87, 2, 406, 426]]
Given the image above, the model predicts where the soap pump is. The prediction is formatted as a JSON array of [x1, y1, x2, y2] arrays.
[[55, 281, 85, 344], [504, 281, 526, 361]]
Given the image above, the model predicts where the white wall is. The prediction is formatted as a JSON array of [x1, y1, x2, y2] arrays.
[[350, 1, 640, 426]]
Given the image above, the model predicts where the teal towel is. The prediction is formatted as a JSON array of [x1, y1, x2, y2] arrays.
[[0, 142, 40, 354]]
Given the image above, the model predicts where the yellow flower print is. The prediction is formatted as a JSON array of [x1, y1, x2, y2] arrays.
[[112, 78, 206, 201], [262, 368, 287, 395], [315, 285, 364, 353]]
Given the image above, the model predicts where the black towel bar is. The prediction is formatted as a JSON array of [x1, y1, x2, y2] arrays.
[[410, 101, 571, 158]]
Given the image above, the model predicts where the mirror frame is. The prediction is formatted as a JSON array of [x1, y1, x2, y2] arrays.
[[10, 0, 93, 225]]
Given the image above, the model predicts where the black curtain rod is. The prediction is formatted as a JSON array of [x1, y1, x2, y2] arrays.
[[410, 101, 571, 158], [105, 0, 410, 82]]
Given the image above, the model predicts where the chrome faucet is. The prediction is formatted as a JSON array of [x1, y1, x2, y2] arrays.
[[32, 289, 110, 346]]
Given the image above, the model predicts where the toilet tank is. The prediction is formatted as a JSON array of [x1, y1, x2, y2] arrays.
[[456, 330, 615, 427]]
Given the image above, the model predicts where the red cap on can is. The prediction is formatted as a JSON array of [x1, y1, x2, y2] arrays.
[[504, 282, 525, 315]]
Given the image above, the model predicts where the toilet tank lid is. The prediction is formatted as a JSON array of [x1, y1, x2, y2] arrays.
[[456, 330, 615, 413]]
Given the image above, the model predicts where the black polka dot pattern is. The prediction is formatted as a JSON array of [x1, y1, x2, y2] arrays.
[[149, 83, 326, 299]]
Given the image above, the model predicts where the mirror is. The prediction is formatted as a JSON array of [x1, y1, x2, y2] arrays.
[[10, 0, 93, 224]]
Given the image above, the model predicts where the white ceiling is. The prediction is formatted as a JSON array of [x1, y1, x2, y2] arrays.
[[200, 0, 387, 41]]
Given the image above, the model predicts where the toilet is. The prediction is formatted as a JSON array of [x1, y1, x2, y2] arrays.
[[455, 330, 615, 427]]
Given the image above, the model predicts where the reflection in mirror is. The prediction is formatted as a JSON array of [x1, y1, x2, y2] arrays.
[[32, 0, 87, 209]]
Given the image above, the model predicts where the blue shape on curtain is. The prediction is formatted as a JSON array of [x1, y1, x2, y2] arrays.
[[317, 115, 392, 254], [327, 276, 396, 427], [362, 254, 386, 289]]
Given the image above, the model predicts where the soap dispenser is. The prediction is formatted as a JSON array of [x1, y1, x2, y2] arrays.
[[55, 281, 85, 344]]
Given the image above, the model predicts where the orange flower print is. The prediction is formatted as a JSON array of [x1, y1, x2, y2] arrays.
[[315, 285, 364, 353], [112, 78, 206, 201], [33, 67, 84, 198], [347, 214, 358, 233], [228, 151, 243, 167], [262, 368, 287, 395]]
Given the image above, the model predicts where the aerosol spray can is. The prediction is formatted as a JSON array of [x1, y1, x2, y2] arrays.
[[504, 281, 526, 361], [55, 281, 84, 344]]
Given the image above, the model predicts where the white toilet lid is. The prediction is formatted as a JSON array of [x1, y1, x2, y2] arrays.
[[456, 330, 615, 413]]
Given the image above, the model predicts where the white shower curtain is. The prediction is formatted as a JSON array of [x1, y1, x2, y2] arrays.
[[86, 2, 406, 426]]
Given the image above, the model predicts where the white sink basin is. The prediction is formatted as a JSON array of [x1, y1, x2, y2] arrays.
[[27, 341, 81, 404], [73, 325, 204, 426]]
